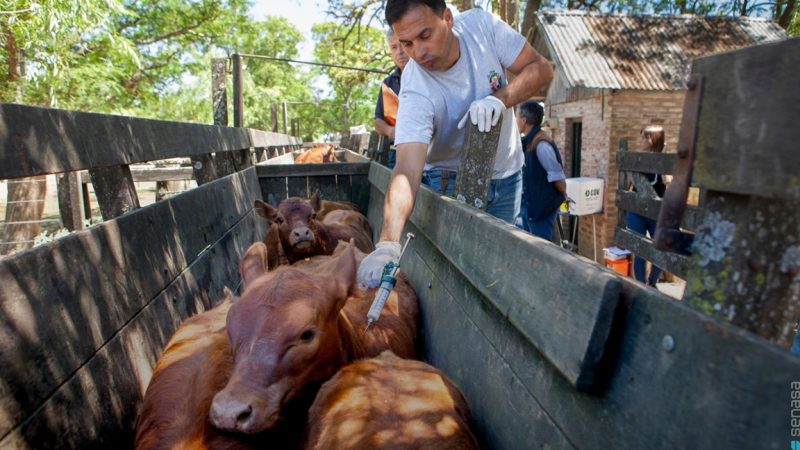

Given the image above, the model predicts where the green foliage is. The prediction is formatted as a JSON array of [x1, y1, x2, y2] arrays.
[[311, 21, 391, 137]]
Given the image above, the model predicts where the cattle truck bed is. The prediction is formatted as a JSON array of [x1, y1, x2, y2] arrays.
[[2, 39, 799, 447], [0, 155, 795, 448]]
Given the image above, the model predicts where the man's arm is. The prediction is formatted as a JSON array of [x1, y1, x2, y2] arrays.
[[491, 43, 554, 108], [374, 118, 396, 141], [378, 142, 428, 243]]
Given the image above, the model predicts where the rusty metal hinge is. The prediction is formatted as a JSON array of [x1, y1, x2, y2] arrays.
[[654, 73, 703, 255]]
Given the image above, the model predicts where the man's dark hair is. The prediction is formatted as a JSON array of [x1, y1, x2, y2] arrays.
[[386, 0, 447, 26], [518, 100, 544, 128]]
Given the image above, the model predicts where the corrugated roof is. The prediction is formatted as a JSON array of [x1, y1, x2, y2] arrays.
[[536, 10, 788, 90]]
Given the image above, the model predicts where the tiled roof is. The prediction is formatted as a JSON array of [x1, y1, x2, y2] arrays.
[[536, 10, 787, 90]]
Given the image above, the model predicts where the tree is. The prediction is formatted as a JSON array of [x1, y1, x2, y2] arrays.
[[311, 21, 391, 136]]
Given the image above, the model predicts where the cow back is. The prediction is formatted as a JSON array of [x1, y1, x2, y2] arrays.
[[321, 209, 374, 254], [303, 351, 479, 450]]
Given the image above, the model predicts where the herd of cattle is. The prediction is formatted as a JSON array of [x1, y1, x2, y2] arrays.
[[134, 187, 481, 449]]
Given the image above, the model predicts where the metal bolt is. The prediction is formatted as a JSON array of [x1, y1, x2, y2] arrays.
[[661, 335, 675, 353], [428, 282, 432, 289], [194, 161, 203, 170]]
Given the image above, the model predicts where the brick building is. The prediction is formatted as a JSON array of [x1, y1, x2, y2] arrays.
[[531, 10, 786, 260]]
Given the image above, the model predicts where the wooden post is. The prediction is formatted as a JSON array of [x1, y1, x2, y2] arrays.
[[271, 103, 278, 132], [88, 165, 140, 220], [677, 39, 800, 348], [214, 57, 236, 177], [282, 101, 288, 135], [616, 138, 629, 231], [454, 117, 503, 211], [229, 55, 251, 172], [1, 175, 47, 255], [193, 58, 225, 185], [57, 171, 84, 231]]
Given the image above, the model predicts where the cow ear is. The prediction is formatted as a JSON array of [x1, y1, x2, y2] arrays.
[[310, 190, 322, 213], [240, 242, 268, 290], [324, 241, 358, 314], [254, 199, 279, 222]]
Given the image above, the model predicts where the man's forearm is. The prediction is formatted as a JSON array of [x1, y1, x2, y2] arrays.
[[378, 143, 427, 243], [374, 118, 395, 139], [554, 179, 567, 197], [493, 44, 554, 108]]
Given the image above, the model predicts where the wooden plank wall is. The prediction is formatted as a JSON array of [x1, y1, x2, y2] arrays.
[[0, 104, 301, 179], [255, 153, 371, 212], [614, 143, 697, 279], [366, 162, 800, 449], [0, 168, 265, 448]]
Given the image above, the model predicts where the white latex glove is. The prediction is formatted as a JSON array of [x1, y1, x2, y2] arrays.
[[457, 95, 506, 133], [357, 241, 401, 289]]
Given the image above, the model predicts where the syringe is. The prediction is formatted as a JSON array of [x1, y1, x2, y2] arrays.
[[364, 232, 415, 332]]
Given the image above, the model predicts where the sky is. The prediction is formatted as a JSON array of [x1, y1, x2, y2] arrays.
[[249, 0, 332, 61]]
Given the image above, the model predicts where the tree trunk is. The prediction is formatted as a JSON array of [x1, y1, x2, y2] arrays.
[[2, 176, 47, 256], [520, 0, 543, 42], [777, 0, 797, 28], [499, 0, 519, 28]]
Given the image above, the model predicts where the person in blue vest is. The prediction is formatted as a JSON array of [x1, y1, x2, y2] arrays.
[[516, 100, 569, 241]]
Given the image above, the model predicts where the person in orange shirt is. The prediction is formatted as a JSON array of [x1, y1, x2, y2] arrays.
[[374, 29, 409, 168]]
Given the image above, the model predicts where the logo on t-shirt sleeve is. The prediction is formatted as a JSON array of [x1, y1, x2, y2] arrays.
[[488, 70, 505, 92]]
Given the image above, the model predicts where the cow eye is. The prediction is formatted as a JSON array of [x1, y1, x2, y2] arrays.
[[300, 328, 315, 342], [310, 212, 317, 220], [274, 216, 284, 224]]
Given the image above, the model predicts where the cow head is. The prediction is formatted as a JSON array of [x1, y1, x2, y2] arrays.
[[254, 197, 325, 259], [322, 145, 336, 162], [209, 241, 358, 434]]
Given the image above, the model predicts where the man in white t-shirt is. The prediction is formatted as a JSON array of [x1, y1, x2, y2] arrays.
[[357, 0, 553, 288]]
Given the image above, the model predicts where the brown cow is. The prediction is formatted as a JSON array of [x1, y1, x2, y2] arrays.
[[294, 144, 336, 164], [209, 241, 419, 435], [134, 297, 262, 450], [254, 192, 373, 264], [304, 351, 479, 450]]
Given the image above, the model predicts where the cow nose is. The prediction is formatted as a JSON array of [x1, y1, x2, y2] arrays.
[[210, 393, 254, 432], [292, 227, 312, 241]]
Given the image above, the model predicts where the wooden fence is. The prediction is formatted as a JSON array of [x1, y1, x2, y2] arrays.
[[0, 103, 302, 255], [614, 139, 702, 279]]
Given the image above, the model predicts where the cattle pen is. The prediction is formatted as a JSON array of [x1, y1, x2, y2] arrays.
[[1, 41, 798, 449]]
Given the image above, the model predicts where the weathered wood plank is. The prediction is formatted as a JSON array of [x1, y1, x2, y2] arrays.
[[615, 226, 689, 279], [88, 164, 140, 220], [692, 39, 800, 198], [308, 175, 341, 202], [255, 162, 370, 177], [368, 168, 800, 449], [0, 167, 261, 439], [287, 176, 308, 198], [616, 151, 676, 175], [259, 176, 288, 207], [56, 171, 84, 231], [616, 190, 701, 230], [370, 163, 622, 390], [402, 226, 575, 450], [683, 192, 800, 347], [0, 104, 299, 179], [454, 119, 502, 210], [0, 209, 263, 449]]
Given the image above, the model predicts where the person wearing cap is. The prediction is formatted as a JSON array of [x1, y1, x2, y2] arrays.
[[356, 0, 553, 288], [516, 100, 569, 241]]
